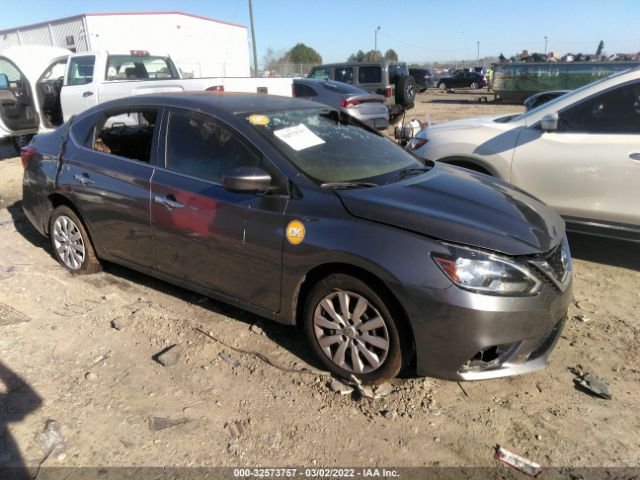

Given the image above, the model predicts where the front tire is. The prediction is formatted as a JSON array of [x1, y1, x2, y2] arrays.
[[303, 274, 404, 384], [470, 81, 479, 89], [49, 206, 101, 274]]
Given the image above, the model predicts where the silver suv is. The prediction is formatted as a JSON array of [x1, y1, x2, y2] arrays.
[[308, 60, 416, 117]]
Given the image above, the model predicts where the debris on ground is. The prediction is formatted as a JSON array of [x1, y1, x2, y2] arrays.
[[249, 322, 266, 336], [329, 379, 354, 395], [0, 302, 31, 326], [85, 372, 98, 381], [218, 351, 240, 367], [225, 420, 246, 439], [571, 369, 612, 400], [148, 417, 188, 431], [34, 420, 67, 460], [348, 375, 394, 399], [573, 314, 590, 323], [111, 316, 132, 330], [494, 445, 544, 477], [154, 344, 182, 367]]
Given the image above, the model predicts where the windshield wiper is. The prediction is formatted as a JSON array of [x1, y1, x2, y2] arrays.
[[320, 181, 378, 189], [395, 166, 431, 180]]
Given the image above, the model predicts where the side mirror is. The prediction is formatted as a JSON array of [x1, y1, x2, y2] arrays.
[[540, 113, 559, 132], [221, 166, 272, 193]]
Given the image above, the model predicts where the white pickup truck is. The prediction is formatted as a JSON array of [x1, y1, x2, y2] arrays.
[[0, 46, 294, 152]]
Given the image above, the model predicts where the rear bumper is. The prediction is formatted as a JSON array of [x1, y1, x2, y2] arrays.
[[401, 277, 572, 381]]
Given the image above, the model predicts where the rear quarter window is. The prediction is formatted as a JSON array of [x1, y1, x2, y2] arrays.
[[358, 66, 382, 84]]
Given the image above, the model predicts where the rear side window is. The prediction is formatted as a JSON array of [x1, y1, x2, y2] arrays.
[[165, 110, 261, 183], [294, 83, 318, 97], [90, 109, 158, 163], [309, 68, 330, 80], [105, 55, 179, 80], [358, 66, 381, 84], [67, 56, 95, 86], [335, 67, 354, 84]]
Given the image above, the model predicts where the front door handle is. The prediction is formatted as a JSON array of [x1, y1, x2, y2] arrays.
[[154, 195, 184, 210], [82, 91, 94, 97], [629, 152, 640, 161], [73, 173, 94, 185]]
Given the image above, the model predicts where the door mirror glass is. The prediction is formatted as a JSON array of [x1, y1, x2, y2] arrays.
[[541, 113, 558, 132], [222, 167, 272, 193]]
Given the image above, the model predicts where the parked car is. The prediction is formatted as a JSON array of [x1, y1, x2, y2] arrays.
[[409, 68, 434, 92], [308, 60, 416, 117], [408, 67, 640, 242], [0, 45, 294, 153], [523, 90, 571, 111], [22, 93, 571, 383], [437, 71, 487, 90], [292, 78, 389, 129]]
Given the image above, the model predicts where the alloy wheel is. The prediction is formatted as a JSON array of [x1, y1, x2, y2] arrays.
[[52, 215, 86, 270], [312, 290, 390, 374]]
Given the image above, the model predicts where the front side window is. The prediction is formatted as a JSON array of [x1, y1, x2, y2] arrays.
[[244, 108, 422, 184], [309, 68, 329, 80], [165, 111, 261, 183], [0, 58, 22, 87], [67, 56, 95, 86], [558, 81, 640, 134], [90, 109, 158, 163], [335, 67, 354, 84], [358, 66, 382, 84]]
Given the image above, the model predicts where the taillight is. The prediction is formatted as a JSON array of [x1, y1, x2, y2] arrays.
[[340, 99, 361, 108], [384, 86, 392, 97], [20, 146, 37, 168], [206, 85, 224, 92]]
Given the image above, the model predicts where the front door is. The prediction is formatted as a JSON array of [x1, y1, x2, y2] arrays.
[[0, 57, 39, 132], [511, 80, 640, 227], [150, 109, 287, 312]]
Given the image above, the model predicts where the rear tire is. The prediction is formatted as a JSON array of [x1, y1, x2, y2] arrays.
[[49, 205, 101, 274], [395, 75, 416, 107], [470, 82, 479, 89], [303, 274, 404, 385]]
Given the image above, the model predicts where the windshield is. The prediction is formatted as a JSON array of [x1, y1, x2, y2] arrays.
[[506, 68, 636, 122], [243, 108, 423, 184]]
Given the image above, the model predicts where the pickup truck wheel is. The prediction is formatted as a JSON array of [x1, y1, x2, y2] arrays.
[[49, 206, 101, 274], [395, 75, 416, 107], [304, 274, 404, 385], [11, 134, 34, 155]]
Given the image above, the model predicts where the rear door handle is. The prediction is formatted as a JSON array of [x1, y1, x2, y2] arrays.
[[629, 152, 640, 161], [82, 91, 94, 97], [73, 173, 94, 185], [154, 195, 184, 210]]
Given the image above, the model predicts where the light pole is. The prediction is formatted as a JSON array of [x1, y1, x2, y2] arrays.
[[375, 26, 381, 53], [476, 40, 480, 62], [544, 36, 548, 55], [248, 0, 258, 76]]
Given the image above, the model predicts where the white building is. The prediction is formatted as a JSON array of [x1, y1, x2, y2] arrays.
[[0, 11, 250, 77]]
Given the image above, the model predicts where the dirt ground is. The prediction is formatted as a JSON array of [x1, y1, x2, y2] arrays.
[[0, 90, 639, 476]]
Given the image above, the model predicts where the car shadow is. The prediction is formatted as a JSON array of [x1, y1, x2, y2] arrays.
[[6, 200, 326, 374], [0, 361, 43, 480], [567, 232, 640, 272]]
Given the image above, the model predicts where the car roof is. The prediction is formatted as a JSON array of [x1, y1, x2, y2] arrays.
[[295, 77, 370, 95], [311, 60, 405, 68], [76, 92, 324, 120]]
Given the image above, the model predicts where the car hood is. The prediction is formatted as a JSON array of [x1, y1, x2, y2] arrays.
[[335, 164, 565, 256]]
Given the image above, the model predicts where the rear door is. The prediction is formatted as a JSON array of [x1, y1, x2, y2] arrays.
[[57, 107, 160, 268], [511, 79, 640, 227], [60, 54, 99, 121], [150, 108, 288, 312], [0, 57, 39, 133]]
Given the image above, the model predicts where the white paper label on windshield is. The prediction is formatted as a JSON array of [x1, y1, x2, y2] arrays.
[[273, 124, 325, 151]]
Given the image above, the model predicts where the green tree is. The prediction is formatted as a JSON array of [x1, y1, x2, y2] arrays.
[[286, 43, 322, 64], [384, 48, 398, 61], [364, 50, 383, 61]]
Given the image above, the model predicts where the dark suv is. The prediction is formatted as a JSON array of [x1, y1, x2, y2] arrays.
[[308, 60, 416, 117], [409, 68, 434, 92]]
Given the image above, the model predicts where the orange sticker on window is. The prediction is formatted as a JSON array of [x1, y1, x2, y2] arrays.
[[286, 220, 305, 245]]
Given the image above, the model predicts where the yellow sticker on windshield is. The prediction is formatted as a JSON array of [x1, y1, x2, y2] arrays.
[[286, 220, 305, 245], [248, 114, 270, 126]]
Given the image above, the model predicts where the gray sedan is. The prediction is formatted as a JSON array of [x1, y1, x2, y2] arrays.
[[293, 78, 389, 130]]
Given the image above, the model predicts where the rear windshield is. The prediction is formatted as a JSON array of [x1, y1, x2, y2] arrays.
[[105, 55, 179, 80], [242, 108, 421, 184]]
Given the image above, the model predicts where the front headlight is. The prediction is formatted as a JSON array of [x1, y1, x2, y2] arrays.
[[406, 136, 428, 151], [432, 245, 541, 296]]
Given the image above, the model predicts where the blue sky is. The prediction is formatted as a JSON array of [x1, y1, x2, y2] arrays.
[[2, 0, 639, 63]]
